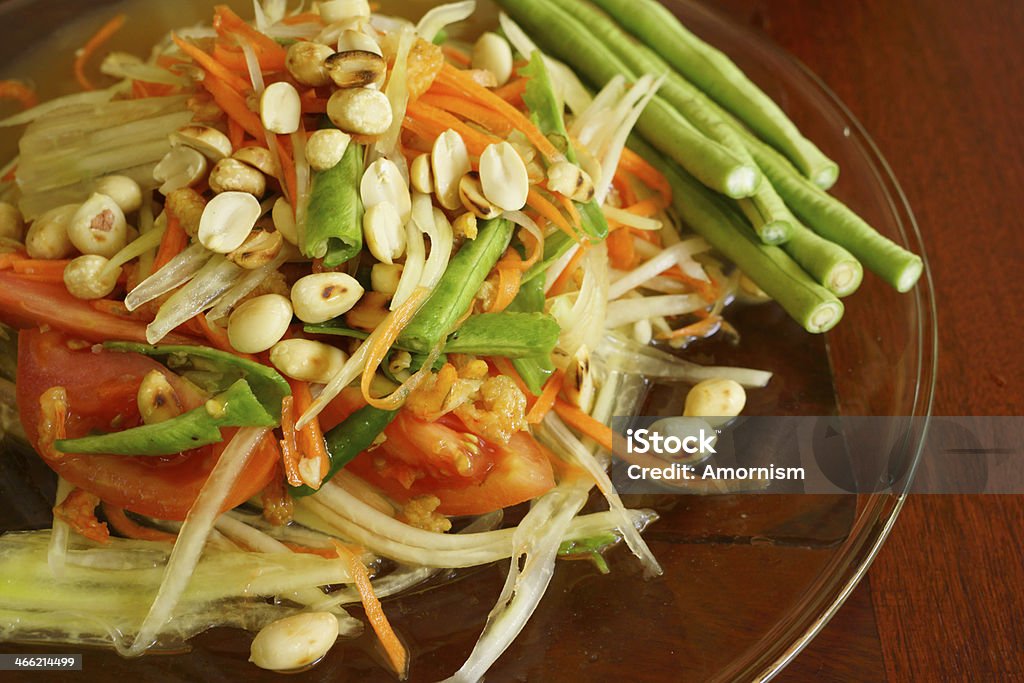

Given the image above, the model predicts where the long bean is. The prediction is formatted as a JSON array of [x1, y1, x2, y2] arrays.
[[631, 137, 843, 333], [303, 140, 363, 266], [742, 133, 923, 292], [547, 0, 793, 244], [590, 0, 839, 189], [782, 219, 863, 297], [398, 217, 514, 353], [495, 0, 760, 198]]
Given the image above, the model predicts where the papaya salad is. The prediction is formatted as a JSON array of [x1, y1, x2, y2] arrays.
[[0, 0, 922, 679]]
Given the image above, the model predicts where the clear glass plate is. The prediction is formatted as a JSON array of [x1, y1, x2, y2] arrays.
[[0, 0, 937, 680]]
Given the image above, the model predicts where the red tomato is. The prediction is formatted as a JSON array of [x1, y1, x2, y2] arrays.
[[16, 328, 278, 521], [328, 391, 556, 516], [0, 272, 195, 344]]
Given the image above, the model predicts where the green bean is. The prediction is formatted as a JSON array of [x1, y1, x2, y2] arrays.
[[591, 0, 839, 189], [495, 0, 760, 198], [398, 217, 514, 353], [303, 141, 363, 266], [631, 137, 843, 333], [547, 0, 793, 243], [290, 405, 398, 497], [782, 219, 863, 297], [523, 230, 573, 283], [444, 312, 560, 358], [742, 134, 923, 292]]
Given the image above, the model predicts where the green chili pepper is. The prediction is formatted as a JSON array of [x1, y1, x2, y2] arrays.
[[290, 404, 399, 497], [55, 380, 275, 456], [398, 217, 514, 354], [304, 140, 364, 266]]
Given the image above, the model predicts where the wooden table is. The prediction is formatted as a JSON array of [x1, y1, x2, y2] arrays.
[[697, 0, 1024, 679]]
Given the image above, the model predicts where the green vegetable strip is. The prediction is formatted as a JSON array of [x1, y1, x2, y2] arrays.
[[442, 312, 560, 358], [520, 52, 608, 240], [506, 275, 554, 394], [495, 0, 760, 198], [399, 217, 514, 353], [547, 0, 793, 244], [631, 138, 843, 333], [742, 134, 924, 293], [291, 405, 398, 497], [782, 219, 863, 297], [303, 141, 363, 266], [55, 380, 275, 456], [590, 0, 839, 189], [104, 342, 290, 421], [522, 230, 573, 283]]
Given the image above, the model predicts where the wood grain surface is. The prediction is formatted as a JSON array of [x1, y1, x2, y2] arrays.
[[697, 0, 1024, 680]]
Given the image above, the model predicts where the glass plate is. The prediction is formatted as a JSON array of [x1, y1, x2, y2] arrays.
[[0, 0, 937, 680]]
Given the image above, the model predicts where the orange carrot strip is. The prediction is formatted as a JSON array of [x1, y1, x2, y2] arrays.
[[553, 399, 613, 452], [227, 116, 245, 149], [202, 71, 264, 140], [488, 252, 523, 313], [0, 80, 38, 109], [659, 314, 722, 341], [547, 244, 586, 296], [436, 64, 561, 161], [214, 5, 288, 71], [275, 134, 298, 204], [337, 543, 409, 678], [527, 188, 577, 241], [279, 395, 303, 487], [526, 369, 564, 424], [556, 193, 582, 230], [282, 12, 323, 26], [74, 14, 127, 91], [492, 77, 529, 103], [612, 171, 637, 207], [11, 259, 70, 280], [103, 504, 178, 542], [512, 227, 543, 271], [662, 264, 719, 303], [622, 197, 663, 217], [619, 147, 672, 204], [54, 488, 110, 544], [212, 42, 252, 73], [360, 288, 431, 409], [172, 34, 251, 93], [290, 380, 330, 485], [282, 542, 336, 558], [153, 212, 188, 271], [0, 252, 26, 270], [607, 228, 636, 270], [405, 100, 500, 156], [192, 314, 260, 360], [418, 93, 514, 135], [630, 226, 662, 246], [441, 44, 472, 66]]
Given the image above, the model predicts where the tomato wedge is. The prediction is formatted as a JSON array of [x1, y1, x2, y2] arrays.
[[326, 392, 556, 516], [16, 328, 278, 520], [0, 271, 195, 344]]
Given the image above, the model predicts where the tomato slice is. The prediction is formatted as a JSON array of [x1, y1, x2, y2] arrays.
[[0, 271, 195, 344], [332, 393, 556, 516], [16, 328, 278, 520]]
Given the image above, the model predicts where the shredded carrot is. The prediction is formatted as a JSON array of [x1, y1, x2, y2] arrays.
[[488, 251, 523, 313], [0, 80, 38, 109], [360, 288, 431, 410], [405, 100, 500, 157], [74, 14, 126, 91], [152, 212, 188, 271], [290, 380, 330, 487], [192, 314, 261, 361], [441, 44, 472, 66], [11, 259, 70, 280], [659, 314, 723, 341], [607, 228, 636, 270], [491, 357, 531, 397], [547, 244, 586, 296], [1, 164, 16, 183], [336, 543, 409, 678], [281, 12, 323, 26], [275, 134, 299, 204], [556, 193, 582, 231], [213, 5, 287, 71], [103, 504, 178, 542], [201, 71, 264, 140], [630, 226, 662, 246], [622, 197, 664, 217], [436, 64, 561, 161], [0, 252, 26, 270], [527, 188, 577, 241], [612, 171, 638, 207], [492, 77, 529, 104], [227, 116, 245, 149], [279, 395, 303, 487], [619, 147, 672, 204], [553, 399, 613, 452], [526, 369, 565, 424], [417, 93, 514, 135], [299, 89, 328, 114], [282, 542, 336, 558], [515, 226, 544, 270], [54, 488, 109, 544], [172, 34, 251, 94], [211, 42, 252, 73], [663, 265, 719, 303]]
